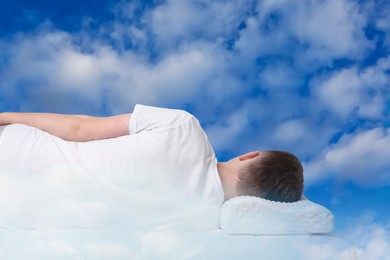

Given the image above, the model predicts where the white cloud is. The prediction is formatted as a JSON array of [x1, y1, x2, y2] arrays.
[[339, 211, 390, 260], [258, 62, 303, 89], [205, 107, 251, 152], [301, 57, 390, 184], [46, 240, 81, 259], [272, 119, 306, 145], [0, 29, 230, 114], [234, 16, 291, 60], [126, 46, 221, 103], [54, 50, 101, 89], [84, 241, 140, 259], [316, 68, 362, 118], [0, 32, 122, 113], [364, 0, 390, 49], [107, 0, 255, 54], [142, 232, 202, 259], [0, 228, 364, 259], [146, 0, 254, 49], [0, 31, 70, 88], [299, 243, 358, 260], [150, 0, 208, 47], [285, 0, 370, 62], [236, 0, 371, 69], [314, 59, 390, 120], [357, 228, 390, 260], [304, 127, 390, 187]]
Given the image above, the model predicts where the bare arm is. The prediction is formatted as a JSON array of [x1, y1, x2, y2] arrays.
[[0, 112, 131, 142]]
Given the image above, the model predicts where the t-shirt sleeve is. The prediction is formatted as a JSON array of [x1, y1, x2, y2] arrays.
[[129, 104, 194, 134]]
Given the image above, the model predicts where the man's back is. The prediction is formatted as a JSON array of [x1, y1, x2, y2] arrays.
[[0, 105, 224, 231]]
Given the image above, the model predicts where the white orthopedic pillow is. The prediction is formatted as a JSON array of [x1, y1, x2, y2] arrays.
[[220, 196, 334, 235]]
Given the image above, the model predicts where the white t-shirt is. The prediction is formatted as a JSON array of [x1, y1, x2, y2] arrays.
[[0, 105, 224, 231]]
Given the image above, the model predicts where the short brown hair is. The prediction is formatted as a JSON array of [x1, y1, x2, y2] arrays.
[[236, 150, 304, 202]]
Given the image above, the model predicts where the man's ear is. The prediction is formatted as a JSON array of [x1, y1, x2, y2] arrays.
[[238, 151, 260, 161]]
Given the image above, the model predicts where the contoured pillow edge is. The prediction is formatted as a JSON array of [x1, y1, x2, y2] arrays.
[[220, 196, 334, 235]]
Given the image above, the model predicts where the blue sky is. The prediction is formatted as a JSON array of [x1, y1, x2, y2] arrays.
[[0, 0, 389, 258]]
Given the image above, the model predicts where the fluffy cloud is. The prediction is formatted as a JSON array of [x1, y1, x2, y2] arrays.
[[0, 31, 108, 112], [356, 227, 390, 260], [364, 0, 390, 49], [0, 229, 361, 259], [298, 221, 390, 260], [105, 0, 255, 56], [205, 107, 251, 152], [340, 211, 390, 260], [272, 119, 307, 145], [314, 59, 389, 120], [283, 0, 370, 62], [135, 0, 254, 50], [304, 127, 390, 187], [142, 232, 202, 259], [83, 241, 140, 259], [236, 0, 371, 68], [0, 29, 230, 114], [257, 61, 304, 89]]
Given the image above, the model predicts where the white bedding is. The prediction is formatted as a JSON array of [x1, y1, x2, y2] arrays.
[[0, 229, 358, 259]]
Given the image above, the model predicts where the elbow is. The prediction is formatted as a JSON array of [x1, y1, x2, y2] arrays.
[[71, 118, 104, 142], [63, 119, 86, 142]]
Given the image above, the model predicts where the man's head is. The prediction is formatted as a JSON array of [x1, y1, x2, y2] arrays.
[[235, 150, 304, 202]]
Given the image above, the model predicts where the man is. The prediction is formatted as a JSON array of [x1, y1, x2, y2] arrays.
[[0, 104, 303, 230]]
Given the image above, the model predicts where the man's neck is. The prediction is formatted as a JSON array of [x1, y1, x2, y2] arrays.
[[217, 162, 238, 201]]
